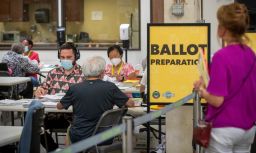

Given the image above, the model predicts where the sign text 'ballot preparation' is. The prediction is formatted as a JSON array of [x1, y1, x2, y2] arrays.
[[150, 44, 207, 65]]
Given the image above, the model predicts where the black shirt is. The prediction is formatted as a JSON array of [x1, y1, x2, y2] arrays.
[[60, 79, 129, 143]]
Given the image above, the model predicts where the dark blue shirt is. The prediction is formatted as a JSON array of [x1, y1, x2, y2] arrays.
[[60, 79, 128, 143]]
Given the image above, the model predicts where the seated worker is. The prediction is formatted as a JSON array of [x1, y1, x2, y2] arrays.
[[21, 38, 40, 87], [57, 56, 134, 144], [140, 67, 147, 103], [21, 38, 40, 64], [104, 45, 136, 82], [34, 42, 84, 151], [1, 43, 40, 98], [140, 57, 147, 101]]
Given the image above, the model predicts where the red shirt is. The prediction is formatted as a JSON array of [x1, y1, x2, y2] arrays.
[[24, 50, 40, 78], [27, 50, 40, 63]]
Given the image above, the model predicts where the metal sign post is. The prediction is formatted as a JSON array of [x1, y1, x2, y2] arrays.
[[122, 116, 133, 153], [193, 91, 203, 153]]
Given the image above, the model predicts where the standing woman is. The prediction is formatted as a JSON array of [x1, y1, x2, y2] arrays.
[[105, 45, 136, 82], [194, 2, 256, 153]]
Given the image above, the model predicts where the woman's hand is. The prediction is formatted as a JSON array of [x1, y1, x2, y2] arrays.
[[115, 74, 125, 82], [194, 76, 208, 98], [194, 76, 224, 107], [194, 76, 205, 91]]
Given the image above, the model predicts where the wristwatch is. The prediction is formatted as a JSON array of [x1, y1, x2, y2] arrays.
[[121, 76, 125, 82]]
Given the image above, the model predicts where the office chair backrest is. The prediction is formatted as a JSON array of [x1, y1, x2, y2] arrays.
[[0, 63, 9, 76], [0, 64, 11, 98], [0, 71, 9, 76], [92, 107, 127, 136], [0, 63, 8, 71]]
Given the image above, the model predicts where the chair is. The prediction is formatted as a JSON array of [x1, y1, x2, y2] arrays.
[[88, 107, 127, 153], [0, 63, 9, 72], [50, 128, 67, 146], [0, 63, 12, 99], [30, 107, 45, 153], [19, 101, 45, 153]]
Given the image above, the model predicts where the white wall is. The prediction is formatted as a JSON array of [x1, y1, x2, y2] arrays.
[[164, 1, 235, 153], [203, 0, 234, 56]]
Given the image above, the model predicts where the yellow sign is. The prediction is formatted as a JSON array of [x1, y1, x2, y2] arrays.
[[148, 24, 210, 104], [247, 32, 256, 52]]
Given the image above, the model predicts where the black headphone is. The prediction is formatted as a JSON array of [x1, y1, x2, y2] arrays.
[[58, 42, 80, 60]]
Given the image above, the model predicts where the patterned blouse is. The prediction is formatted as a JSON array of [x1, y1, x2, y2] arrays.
[[105, 62, 135, 79], [2, 51, 40, 92], [41, 64, 85, 95]]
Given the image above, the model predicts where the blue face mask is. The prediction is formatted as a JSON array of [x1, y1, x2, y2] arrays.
[[60, 60, 73, 70]]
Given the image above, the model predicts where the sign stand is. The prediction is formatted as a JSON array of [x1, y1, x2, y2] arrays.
[[147, 23, 210, 153]]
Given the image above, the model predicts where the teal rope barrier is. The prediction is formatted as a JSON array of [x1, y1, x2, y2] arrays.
[[134, 93, 194, 126], [53, 124, 125, 153], [53, 93, 194, 153]]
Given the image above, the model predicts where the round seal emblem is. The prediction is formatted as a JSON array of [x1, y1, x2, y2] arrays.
[[152, 91, 160, 99], [163, 91, 174, 99]]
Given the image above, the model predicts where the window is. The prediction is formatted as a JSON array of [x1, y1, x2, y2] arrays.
[[0, 0, 140, 50]]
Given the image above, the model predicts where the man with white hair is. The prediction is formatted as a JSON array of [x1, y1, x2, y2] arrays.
[[57, 56, 134, 143]]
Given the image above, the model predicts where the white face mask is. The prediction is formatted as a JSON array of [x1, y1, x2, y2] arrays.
[[24, 46, 29, 52], [110, 58, 121, 66]]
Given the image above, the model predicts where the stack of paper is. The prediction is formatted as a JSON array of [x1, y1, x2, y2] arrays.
[[23, 101, 58, 108], [133, 98, 142, 106], [42, 101, 57, 108], [0, 99, 23, 106], [198, 49, 209, 86], [41, 93, 64, 102]]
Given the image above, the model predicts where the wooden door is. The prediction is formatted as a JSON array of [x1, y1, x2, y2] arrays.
[[10, 0, 24, 21], [65, 0, 84, 21]]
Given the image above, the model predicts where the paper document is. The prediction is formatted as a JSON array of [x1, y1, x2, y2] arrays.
[[41, 93, 64, 102], [42, 101, 57, 108], [23, 101, 57, 108], [197, 49, 209, 86], [0, 99, 23, 106], [133, 98, 142, 106], [118, 86, 130, 90]]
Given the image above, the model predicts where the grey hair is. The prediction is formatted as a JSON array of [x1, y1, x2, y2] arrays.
[[11, 43, 24, 54], [82, 56, 106, 77]]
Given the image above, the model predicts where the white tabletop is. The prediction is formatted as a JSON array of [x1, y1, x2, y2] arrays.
[[0, 103, 146, 116], [0, 77, 30, 86], [40, 67, 55, 73], [0, 104, 72, 113], [0, 126, 23, 147]]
